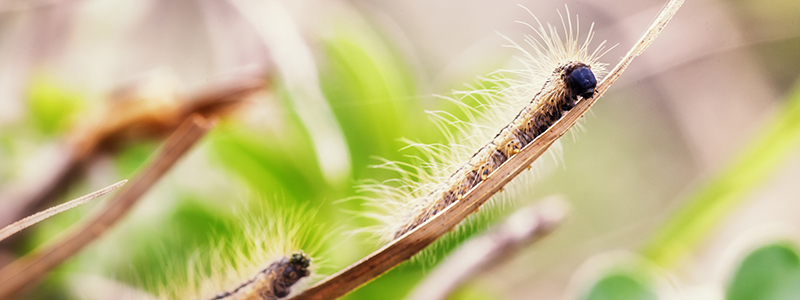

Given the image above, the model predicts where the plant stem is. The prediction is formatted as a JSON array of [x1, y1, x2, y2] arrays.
[[0, 115, 215, 299]]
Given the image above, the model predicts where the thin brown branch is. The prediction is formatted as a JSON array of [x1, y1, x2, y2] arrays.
[[0, 68, 266, 244], [406, 197, 568, 300], [0, 115, 216, 299], [0, 180, 127, 243], [289, 1, 683, 299]]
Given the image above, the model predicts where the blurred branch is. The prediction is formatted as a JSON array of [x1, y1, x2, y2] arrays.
[[0, 180, 126, 243], [0, 69, 266, 246], [0, 115, 215, 298], [406, 198, 568, 300], [288, 1, 683, 299]]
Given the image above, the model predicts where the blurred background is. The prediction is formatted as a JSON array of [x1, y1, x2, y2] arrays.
[[1, 0, 800, 299]]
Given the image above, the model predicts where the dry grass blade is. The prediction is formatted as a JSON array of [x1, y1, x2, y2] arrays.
[[406, 198, 568, 300], [0, 180, 127, 243], [289, 1, 683, 299], [0, 115, 216, 299]]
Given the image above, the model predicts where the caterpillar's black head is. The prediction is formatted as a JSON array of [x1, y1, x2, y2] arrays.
[[566, 66, 597, 100], [289, 252, 311, 269], [273, 252, 312, 297], [284, 252, 311, 280]]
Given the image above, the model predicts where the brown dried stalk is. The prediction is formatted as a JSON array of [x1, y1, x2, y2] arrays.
[[0, 180, 127, 243], [0, 70, 265, 243], [289, 1, 684, 299], [0, 115, 216, 299], [406, 198, 568, 300]]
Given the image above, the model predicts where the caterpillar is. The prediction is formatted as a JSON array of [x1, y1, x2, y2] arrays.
[[210, 252, 311, 300], [145, 203, 323, 300], [293, 1, 682, 298], [370, 9, 608, 242]]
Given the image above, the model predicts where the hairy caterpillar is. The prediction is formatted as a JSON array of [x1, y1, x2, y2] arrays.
[[210, 252, 311, 300], [293, 1, 682, 298], [370, 9, 608, 242], [145, 203, 323, 300]]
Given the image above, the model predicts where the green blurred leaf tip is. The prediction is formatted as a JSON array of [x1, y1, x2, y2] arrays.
[[582, 271, 658, 300], [726, 242, 800, 300]]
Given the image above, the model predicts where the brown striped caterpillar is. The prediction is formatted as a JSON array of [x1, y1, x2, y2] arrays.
[[210, 252, 311, 300], [368, 9, 608, 242]]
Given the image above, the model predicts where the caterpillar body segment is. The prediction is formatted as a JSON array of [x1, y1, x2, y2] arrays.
[[210, 252, 311, 300]]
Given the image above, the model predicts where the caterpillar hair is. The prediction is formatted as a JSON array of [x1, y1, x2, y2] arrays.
[[153, 202, 325, 300], [369, 7, 608, 242], [292, 0, 683, 298]]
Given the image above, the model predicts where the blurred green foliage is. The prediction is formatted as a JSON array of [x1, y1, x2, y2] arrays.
[[727, 242, 800, 300], [643, 79, 800, 267], [210, 125, 326, 202], [27, 75, 84, 137], [581, 271, 656, 300], [116, 198, 235, 291], [115, 142, 160, 176], [320, 20, 422, 176]]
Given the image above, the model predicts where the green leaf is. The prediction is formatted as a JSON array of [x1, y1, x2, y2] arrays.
[[727, 243, 800, 300], [209, 125, 325, 202], [643, 79, 800, 267], [582, 272, 657, 300], [112, 197, 234, 293], [27, 75, 84, 136], [320, 19, 424, 177]]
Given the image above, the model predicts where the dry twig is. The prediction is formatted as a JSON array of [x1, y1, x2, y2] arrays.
[[289, 1, 683, 299], [0, 115, 216, 298], [0, 70, 265, 245], [0, 180, 127, 243], [406, 198, 568, 300]]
